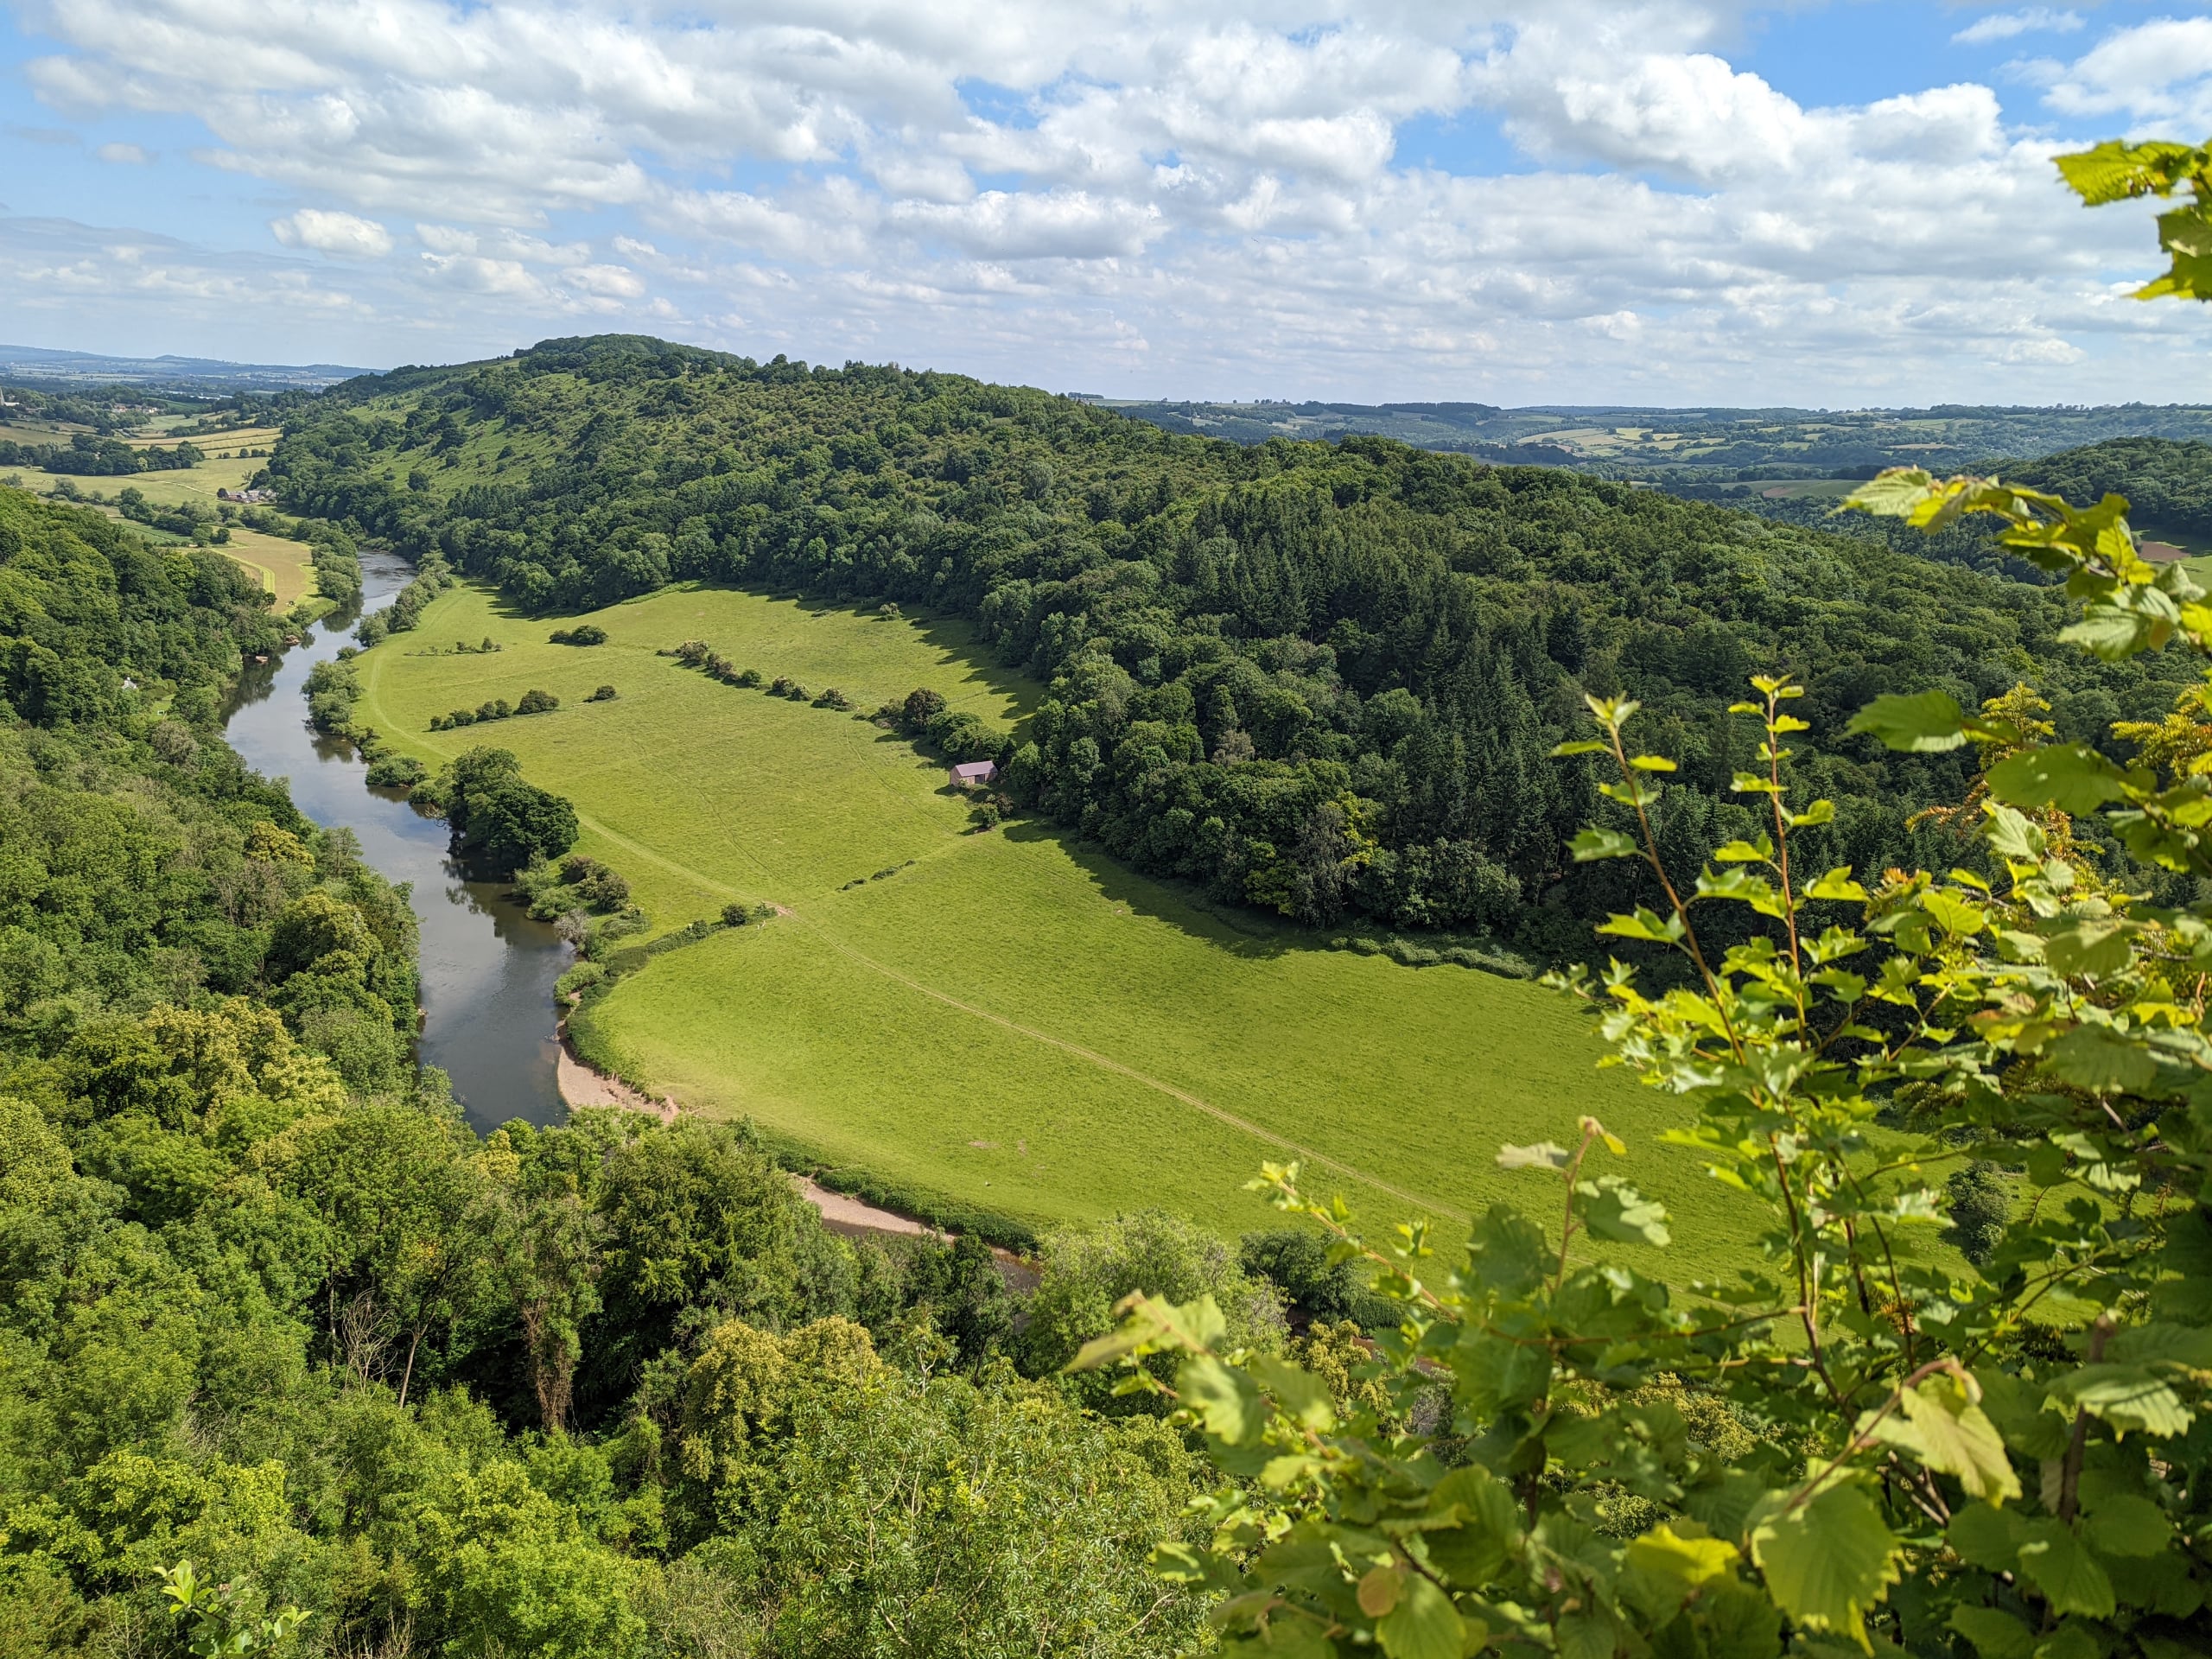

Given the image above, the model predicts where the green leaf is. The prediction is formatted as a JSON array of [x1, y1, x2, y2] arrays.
[[1569, 828, 1638, 861], [2044, 1027, 2159, 1097], [1983, 804, 2045, 861], [2059, 600, 2166, 662], [1464, 1205, 1548, 1300], [1626, 1524, 1738, 1588], [1179, 1353, 1266, 1446], [1846, 690, 1970, 753], [1713, 836, 1773, 863], [1985, 743, 2128, 817], [1862, 1374, 2019, 1503], [1597, 906, 1684, 943], [1750, 1482, 1901, 1647], [1424, 1465, 1520, 1586], [1554, 1610, 1615, 1659], [1947, 1606, 2036, 1659], [1550, 740, 1609, 757], [2042, 922, 2133, 978], [1947, 1503, 2024, 1572], [2055, 1364, 2194, 1438], [1574, 1175, 1671, 1248], [1255, 1616, 1338, 1658], [2055, 137, 2204, 206], [2083, 1492, 2172, 1557], [1376, 1573, 1465, 1659], [2015, 1519, 2115, 1618], [1450, 1328, 1552, 1419], [1805, 867, 1867, 903], [1067, 1292, 1229, 1370], [1919, 890, 1986, 938], [1842, 470, 1942, 523], [1697, 865, 1786, 918], [1249, 1355, 1336, 1433]]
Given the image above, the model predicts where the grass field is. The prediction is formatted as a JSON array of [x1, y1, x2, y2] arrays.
[[0, 446, 320, 605], [216, 525, 319, 607], [353, 581, 1781, 1265]]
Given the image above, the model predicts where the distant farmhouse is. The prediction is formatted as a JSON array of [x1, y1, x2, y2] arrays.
[[949, 760, 998, 789], [217, 487, 274, 504]]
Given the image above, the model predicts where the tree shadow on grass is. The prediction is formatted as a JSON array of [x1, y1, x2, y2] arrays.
[[996, 817, 1309, 963]]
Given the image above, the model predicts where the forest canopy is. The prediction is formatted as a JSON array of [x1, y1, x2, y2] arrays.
[[272, 338, 2198, 952]]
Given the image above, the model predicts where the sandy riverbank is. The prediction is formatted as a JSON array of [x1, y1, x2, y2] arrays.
[[556, 1035, 945, 1239]]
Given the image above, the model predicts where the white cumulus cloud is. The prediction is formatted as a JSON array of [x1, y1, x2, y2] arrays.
[[271, 208, 395, 258], [10, 1, 2212, 399], [1953, 10, 2083, 48]]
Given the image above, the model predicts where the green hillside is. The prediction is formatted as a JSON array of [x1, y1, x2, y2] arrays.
[[276, 335, 2198, 963]]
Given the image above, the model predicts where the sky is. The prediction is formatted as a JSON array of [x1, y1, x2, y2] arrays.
[[7, 3, 2212, 404]]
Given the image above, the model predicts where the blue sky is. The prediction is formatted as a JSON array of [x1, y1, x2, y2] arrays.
[[4, 2, 2212, 404]]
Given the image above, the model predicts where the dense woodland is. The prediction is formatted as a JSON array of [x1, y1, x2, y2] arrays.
[[0, 479, 1392, 1655], [12, 328, 2212, 1651], [273, 337, 2201, 953]]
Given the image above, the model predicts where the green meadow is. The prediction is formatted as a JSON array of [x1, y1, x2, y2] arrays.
[[0, 438, 316, 604], [355, 582, 1769, 1262]]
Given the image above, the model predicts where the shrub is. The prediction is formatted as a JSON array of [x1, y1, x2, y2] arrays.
[[733, 667, 763, 688], [365, 753, 427, 788], [925, 709, 997, 761], [516, 688, 559, 715], [812, 687, 852, 711], [588, 684, 618, 702], [674, 639, 709, 664], [1237, 1229, 1359, 1322], [721, 902, 751, 926], [898, 686, 946, 735], [1943, 1160, 2012, 1265], [550, 624, 607, 645]]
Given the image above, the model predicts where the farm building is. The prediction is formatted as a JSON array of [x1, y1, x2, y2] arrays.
[[949, 760, 998, 789]]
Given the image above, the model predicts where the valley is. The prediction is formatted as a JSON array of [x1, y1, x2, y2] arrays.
[[351, 579, 1764, 1258]]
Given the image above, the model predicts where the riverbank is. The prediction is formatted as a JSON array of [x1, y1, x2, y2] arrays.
[[556, 1034, 950, 1236], [220, 551, 570, 1130]]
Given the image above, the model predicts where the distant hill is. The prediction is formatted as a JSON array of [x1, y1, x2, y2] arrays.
[[0, 342, 372, 396], [1102, 397, 2212, 479]]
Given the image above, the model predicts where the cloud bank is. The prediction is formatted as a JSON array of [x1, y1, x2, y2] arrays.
[[8, 1, 2212, 401]]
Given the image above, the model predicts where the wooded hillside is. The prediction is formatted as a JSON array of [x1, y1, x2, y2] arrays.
[[270, 335, 2196, 950]]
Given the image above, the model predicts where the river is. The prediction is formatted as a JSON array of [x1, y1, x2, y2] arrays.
[[220, 550, 569, 1131]]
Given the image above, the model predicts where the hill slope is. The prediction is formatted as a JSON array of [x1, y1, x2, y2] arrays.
[[273, 334, 2191, 953]]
